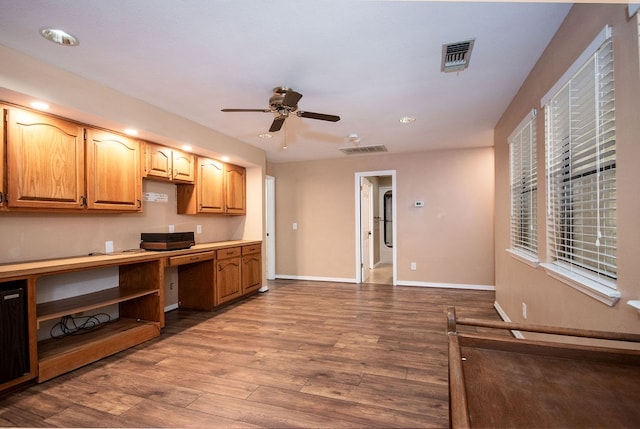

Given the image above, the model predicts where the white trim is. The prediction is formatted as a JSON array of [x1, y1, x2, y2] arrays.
[[541, 25, 612, 107], [354, 170, 397, 285], [164, 303, 179, 312], [540, 263, 620, 306], [628, 300, 640, 311], [506, 248, 539, 268], [493, 301, 525, 339], [396, 280, 495, 291], [275, 274, 356, 283], [629, 3, 639, 17], [507, 108, 537, 143]]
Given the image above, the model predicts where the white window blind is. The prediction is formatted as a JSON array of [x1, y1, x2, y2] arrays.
[[509, 109, 537, 258], [544, 29, 616, 288]]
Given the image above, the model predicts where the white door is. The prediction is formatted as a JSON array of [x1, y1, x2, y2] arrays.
[[265, 176, 276, 282], [360, 177, 373, 282]]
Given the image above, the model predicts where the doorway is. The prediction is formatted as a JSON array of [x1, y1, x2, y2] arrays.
[[355, 170, 396, 285]]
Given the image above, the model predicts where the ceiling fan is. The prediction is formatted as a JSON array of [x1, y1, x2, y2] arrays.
[[221, 86, 340, 132]]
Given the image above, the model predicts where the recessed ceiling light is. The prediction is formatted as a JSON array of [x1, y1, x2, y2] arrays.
[[399, 116, 416, 124], [181, 144, 193, 152], [124, 128, 138, 136], [259, 133, 272, 139], [40, 28, 79, 46], [31, 101, 50, 110]]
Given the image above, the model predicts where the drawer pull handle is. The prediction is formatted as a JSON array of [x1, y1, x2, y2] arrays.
[[190, 256, 199, 261]]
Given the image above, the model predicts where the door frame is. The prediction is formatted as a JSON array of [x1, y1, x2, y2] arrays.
[[354, 170, 397, 284]]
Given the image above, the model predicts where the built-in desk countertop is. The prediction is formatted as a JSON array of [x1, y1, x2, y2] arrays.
[[0, 240, 262, 280]]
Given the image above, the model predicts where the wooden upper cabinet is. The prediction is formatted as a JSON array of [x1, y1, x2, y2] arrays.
[[143, 142, 172, 180], [85, 128, 141, 211], [6, 108, 85, 209], [197, 157, 225, 213], [224, 164, 246, 215], [172, 150, 195, 183], [177, 158, 245, 215], [143, 142, 194, 183]]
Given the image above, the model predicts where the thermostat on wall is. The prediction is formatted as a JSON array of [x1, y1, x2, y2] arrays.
[[414, 200, 425, 207]]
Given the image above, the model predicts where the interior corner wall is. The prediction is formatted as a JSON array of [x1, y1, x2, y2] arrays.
[[494, 3, 640, 333], [269, 147, 495, 286]]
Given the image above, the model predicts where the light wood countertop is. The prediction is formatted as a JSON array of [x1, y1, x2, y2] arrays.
[[0, 240, 262, 280]]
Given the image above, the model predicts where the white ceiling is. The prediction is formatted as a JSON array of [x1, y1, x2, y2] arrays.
[[0, 1, 571, 163]]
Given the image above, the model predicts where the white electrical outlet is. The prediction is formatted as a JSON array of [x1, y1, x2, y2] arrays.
[[168, 224, 175, 233], [196, 224, 202, 234], [293, 222, 298, 230], [105, 240, 114, 254], [410, 262, 417, 271], [522, 302, 527, 319]]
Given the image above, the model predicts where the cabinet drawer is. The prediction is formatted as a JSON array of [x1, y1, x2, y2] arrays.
[[169, 251, 215, 266], [217, 247, 241, 259], [242, 244, 261, 255]]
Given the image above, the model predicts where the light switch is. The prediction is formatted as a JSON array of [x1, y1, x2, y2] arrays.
[[293, 223, 298, 230]]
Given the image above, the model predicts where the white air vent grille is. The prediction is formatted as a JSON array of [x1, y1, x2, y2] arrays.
[[339, 145, 388, 155], [441, 39, 475, 72]]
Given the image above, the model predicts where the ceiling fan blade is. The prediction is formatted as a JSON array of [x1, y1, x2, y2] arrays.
[[297, 111, 341, 122], [221, 108, 271, 113], [282, 90, 302, 108], [269, 116, 286, 132]]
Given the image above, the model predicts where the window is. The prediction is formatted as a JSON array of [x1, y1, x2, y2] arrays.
[[542, 26, 619, 305], [508, 109, 538, 263]]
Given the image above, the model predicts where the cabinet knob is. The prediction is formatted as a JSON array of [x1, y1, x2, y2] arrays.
[[137, 199, 142, 208]]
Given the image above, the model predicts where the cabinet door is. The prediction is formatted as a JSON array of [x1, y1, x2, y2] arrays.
[[197, 158, 224, 213], [215, 257, 242, 305], [6, 108, 85, 209], [172, 150, 195, 183], [85, 129, 141, 211], [0, 107, 5, 209], [143, 142, 172, 180], [242, 253, 262, 295], [224, 164, 246, 215]]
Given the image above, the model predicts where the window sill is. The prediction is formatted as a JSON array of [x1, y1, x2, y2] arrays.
[[540, 263, 620, 307], [506, 249, 539, 268]]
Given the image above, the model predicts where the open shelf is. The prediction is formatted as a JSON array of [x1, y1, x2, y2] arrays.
[[36, 286, 159, 328], [38, 317, 160, 382]]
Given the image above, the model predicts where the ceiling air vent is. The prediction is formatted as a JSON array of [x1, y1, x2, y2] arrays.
[[441, 39, 475, 73], [339, 145, 388, 155]]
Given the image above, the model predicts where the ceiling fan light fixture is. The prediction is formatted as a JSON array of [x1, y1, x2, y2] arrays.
[[399, 116, 416, 124], [40, 28, 79, 46]]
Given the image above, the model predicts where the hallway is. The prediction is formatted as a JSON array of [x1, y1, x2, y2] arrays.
[[365, 263, 393, 285]]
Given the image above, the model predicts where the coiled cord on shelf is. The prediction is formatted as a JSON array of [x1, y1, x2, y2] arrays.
[[50, 313, 112, 339]]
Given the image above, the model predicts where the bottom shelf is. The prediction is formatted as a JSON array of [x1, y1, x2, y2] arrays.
[[38, 318, 160, 382]]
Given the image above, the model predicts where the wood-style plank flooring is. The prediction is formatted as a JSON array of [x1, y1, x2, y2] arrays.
[[0, 280, 501, 428]]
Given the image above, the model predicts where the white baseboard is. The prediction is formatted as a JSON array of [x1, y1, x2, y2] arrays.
[[275, 274, 357, 283], [164, 303, 179, 313], [396, 280, 495, 291], [493, 300, 525, 339]]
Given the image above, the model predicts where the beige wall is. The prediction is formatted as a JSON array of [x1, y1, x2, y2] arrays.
[[268, 147, 495, 286], [494, 4, 640, 333]]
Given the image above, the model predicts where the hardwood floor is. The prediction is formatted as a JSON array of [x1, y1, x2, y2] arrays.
[[0, 280, 501, 428]]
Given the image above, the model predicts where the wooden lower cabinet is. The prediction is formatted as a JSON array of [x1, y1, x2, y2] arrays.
[[215, 248, 242, 305], [242, 245, 262, 294]]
